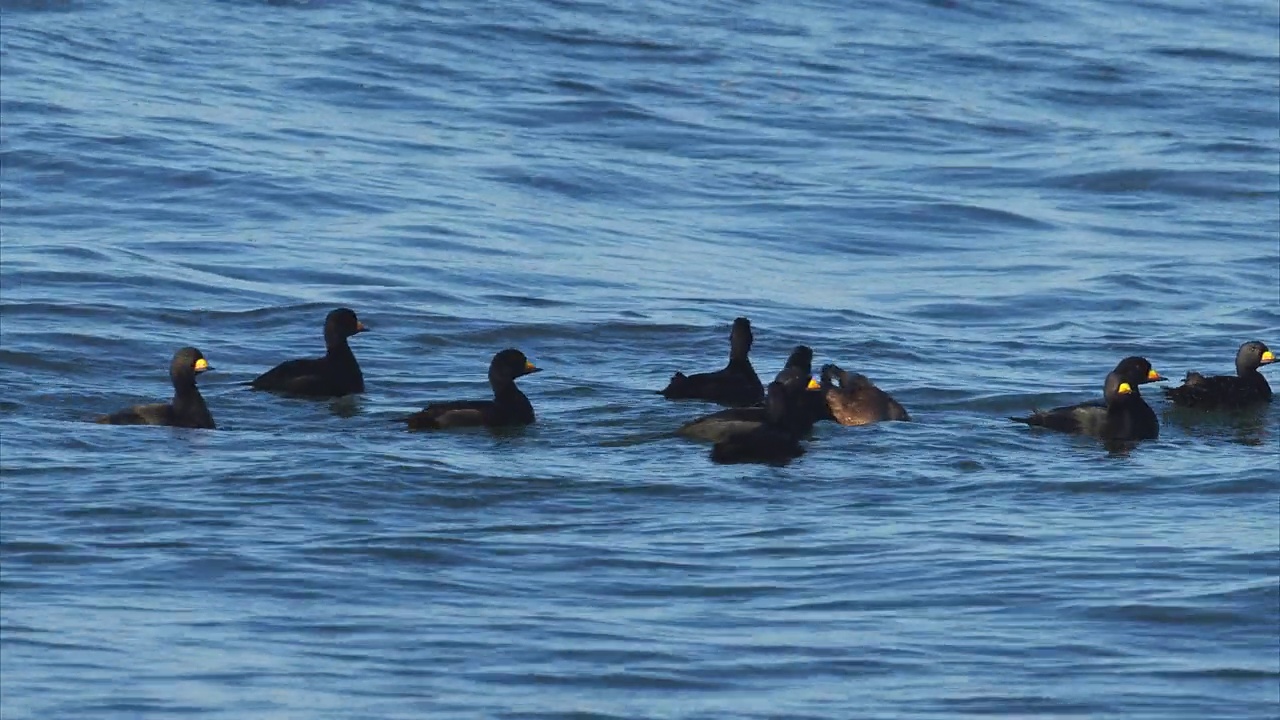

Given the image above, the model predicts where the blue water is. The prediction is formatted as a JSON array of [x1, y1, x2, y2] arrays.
[[2, 0, 1278, 717]]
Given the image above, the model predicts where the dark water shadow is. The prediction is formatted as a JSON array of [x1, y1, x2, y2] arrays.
[[328, 396, 363, 418], [1162, 406, 1273, 447]]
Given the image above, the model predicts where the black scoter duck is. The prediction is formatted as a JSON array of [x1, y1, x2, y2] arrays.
[[250, 308, 368, 397], [710, 381, 806, 465], [659, 317, 764, 407], [97, 347, 216, 429], [1165, 341, 1274, 410], [678, 373, 822, 442], [405, 348, 540, 430], [1011, 370, 1159, 441], [1041, 356, 1165, 429]]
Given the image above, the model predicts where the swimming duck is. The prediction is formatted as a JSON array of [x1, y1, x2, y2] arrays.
[[97, 347, 216, 429], [1011, 370, 1159, 441], [678, 373, 822, 442], [404, 349, 540, 430], [250, 308, 368, 397], [1112, 356, 1167, 388], [710, 381, 806, 464], [819, 363, 910, 425], [659, 317, 764, 407], [1038, 356, 1165, 429], [773, 345, 813, 385], [1165, 341, 1275, 409]]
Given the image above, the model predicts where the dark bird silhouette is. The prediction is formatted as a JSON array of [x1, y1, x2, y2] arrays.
[[678, 372, 822, 443], [97, 347, 216, 429], [1165, 341, 1275, 410], [1011, 370, 1159, 441], [710, 381, 807, 465], [659, 317, 764, 407], [250, 308, 368, 397], [1037, 356, 1165, 429], [405, 349, 541, 430], [819, 363, 910, 425]]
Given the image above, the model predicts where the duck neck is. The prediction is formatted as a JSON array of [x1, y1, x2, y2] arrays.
[[171, 379, 209, 415], [1240, 367, 1272, 395], [326, 337, 361, 371], [493, 377, 527, 401], [172, 372, 198, 395], [492, 378, 533, 417], [727, 352, 754, 372], [1108, 394, 1147, 417]]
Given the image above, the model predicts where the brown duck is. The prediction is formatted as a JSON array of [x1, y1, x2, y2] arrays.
[[818, 363, 910, 426]]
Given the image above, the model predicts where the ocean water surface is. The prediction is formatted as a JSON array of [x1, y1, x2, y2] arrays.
[[1, 0, 1278, 717]]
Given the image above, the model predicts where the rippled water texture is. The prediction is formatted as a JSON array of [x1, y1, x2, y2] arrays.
[[2, 0, 1278, 717]]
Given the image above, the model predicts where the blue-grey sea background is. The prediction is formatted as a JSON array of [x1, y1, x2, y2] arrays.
[[2, 0, 1278, 718]]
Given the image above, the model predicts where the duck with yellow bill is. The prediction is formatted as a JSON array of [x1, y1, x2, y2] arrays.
[[1164, 341, 1275, 410], [1025, 356, 1166, 428], [678, 374, 824, 442], [404, 349, 542, 430], [250, 307, 369, 398], [1011, 370, 1159, 441], [97, 347, 216, 429]]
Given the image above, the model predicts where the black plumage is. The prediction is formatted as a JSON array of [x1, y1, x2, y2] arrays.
[[1011, 370, 1158, 441], [250, 308, 368, 398], [97, 347, 216, 429], [659, 317, 764, 407], [710, 381, 807, 465], [1165, 341, 1275, 410], [1039, 356, 1165, 428], [678, 370, 822, 442], [405, 349, 541, 430]]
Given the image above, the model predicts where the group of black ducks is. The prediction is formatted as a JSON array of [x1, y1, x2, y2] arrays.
[[96, 309, 1276, 463]]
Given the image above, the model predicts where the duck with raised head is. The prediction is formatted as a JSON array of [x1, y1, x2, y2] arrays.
[[1165, 341, 1275, 410], [405, 349, 541, 430], [710, 381, 806, 465], [773, 345, 813, 385], [678, 372, 822, 442], [1034, 356, 1165, 428], [775, 345, 837, 423], [250, 308, 368, 397], [1112, 356, 1167, 388], [659, 317, 764, 407], [819, 363, 910, 425], [678, 344, 830, 442], [1011, 370, 1159, 441], [97, 347, 216, 429]]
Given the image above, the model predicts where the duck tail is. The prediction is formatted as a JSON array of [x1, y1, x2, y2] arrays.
[[658, 372, 688, 397]]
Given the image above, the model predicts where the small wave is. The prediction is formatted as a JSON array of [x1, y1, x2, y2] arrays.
[[1151, 45, 1272, 64], [0, 0, 86, 13], [1084, 602, 1255, 626], [1045, 167, 1270, 199], [1154, 667, 1280, 680]]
